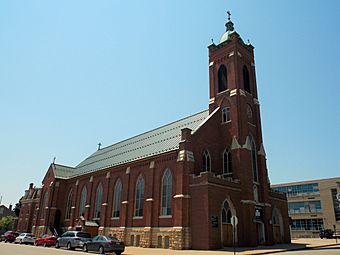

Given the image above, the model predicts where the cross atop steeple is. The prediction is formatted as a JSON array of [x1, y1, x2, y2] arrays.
[[227, 10, 231, 21], [98, 142, 102, 150]]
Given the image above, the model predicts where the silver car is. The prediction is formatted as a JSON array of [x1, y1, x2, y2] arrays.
[[14, 233, 35, 245], [55, 231, 91, 250]]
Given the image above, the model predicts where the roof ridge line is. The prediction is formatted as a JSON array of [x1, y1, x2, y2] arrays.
[[77, 109, 207, 165]]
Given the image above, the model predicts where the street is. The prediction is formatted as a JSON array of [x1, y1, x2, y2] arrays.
[[0, 242, 339, 255], [274, 246, 340, 254]]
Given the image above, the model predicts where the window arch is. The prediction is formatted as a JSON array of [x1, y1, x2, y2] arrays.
[[246, 104, 253, 120], [222, 107, 231, 123], [79, 186, 87, 217], [250, 136, 258, 182], [243, 65, 250, 93], [203, 150, 211, 172], [221, 200, 232, 224], [223, 148, 232, 176], [135, 175, 145, 217], [218, 64, 228, 92], [94, 183, 103, 219], [112, 178, 122, 218], [41, 191, 49, 219], [65, 189, 73, 220], [161, 169, 172, 216]]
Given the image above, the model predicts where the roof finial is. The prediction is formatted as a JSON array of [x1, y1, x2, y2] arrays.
[[98, 142, 102, 150], [227, 10, 231, 21], [225, 10, 234, 32], [53, 157, 56, 164]]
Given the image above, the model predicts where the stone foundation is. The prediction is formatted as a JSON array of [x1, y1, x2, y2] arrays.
[[104, 227, 191, 250]]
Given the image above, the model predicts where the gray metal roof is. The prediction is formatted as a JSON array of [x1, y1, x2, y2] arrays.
[[53, 164, 75, 179], [54, 110, 209, 179]]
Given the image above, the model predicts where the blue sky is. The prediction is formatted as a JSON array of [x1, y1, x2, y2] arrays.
[[0, 0, 339, 206]]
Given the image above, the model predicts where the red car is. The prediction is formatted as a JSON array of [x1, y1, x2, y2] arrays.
[[3, 231, 19, 243], [34, 234, 57, 247]]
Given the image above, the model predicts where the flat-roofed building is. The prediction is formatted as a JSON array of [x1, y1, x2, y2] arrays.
[[272, 177, 340, 238]]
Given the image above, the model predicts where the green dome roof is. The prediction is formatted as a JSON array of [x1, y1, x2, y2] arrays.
[[220, 30, 235, 43]]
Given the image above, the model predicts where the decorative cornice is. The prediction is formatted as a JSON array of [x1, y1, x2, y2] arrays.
[[177, 150, 195, 162], [230, 89, 237, 97], [173, 194, 191, 199]]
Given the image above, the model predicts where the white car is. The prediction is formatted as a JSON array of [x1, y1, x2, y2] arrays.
[[15, 233, 35, 245]]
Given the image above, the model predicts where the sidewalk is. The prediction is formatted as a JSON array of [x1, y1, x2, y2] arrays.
[[123, 238, 340, 255]]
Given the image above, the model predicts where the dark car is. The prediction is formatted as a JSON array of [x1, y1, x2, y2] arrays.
[[55, 231, 91, 250], [34, 234, 57, 247], [319, 229, 334, 239], [3, 231, 19, 243], [82, 235, 125, 255]]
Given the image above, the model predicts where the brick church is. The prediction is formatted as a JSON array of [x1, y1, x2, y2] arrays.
[[17, 15, 291, 249]]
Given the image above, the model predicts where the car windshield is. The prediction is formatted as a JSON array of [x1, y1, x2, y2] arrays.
[[77, 232, 91, 238], [106, 236, 118, 241]]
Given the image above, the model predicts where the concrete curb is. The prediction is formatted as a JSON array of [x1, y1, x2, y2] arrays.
[[251, 243, 340, 255]]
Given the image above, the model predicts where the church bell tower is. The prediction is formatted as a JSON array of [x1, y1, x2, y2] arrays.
[[208, 12, 270, 213]]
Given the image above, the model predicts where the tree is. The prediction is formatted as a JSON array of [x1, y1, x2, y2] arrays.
[[0, 216, 15, 232], [13, 200, 22, 217]]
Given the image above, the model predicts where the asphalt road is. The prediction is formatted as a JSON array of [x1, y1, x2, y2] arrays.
[[275, 246, 340, 254], [1, 242, 339, 255]]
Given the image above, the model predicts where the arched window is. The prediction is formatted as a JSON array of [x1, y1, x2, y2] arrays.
[[79, 186, 87, 217], [94, 183, 103, 219], [218, 65, 228, 92], [223, 149, 232, 176], [243, 65, 251, 93], [112, 179, 122, 218], [135, 175, 144, 217], [221, 201, 232, 224], [246, 104, 253, 120], [41, 191, 49, 219], [222, 107, 231, 123], [203, 150, 211, 172], [250, 136, 258, 182], [161, 169, 172, 216], [65, 189, 73, 219]]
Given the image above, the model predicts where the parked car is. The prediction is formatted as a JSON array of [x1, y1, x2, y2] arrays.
[[34, 234, 57, 247], [319, 229, 334, 239], [14, 233, 35, 244], [3, 231, 19, 243], [82, 235, 125, 255], [55, 231, 91, 250]]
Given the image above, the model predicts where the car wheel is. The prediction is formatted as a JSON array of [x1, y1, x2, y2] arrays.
[[55, 241, 60, 249], [43, 242, 48, 247], [19, 240, 23, 244], [67, 242, 72, 250], [115, 252, 122, 255], [99, 246, 104, 254], [82, 244, 88, 252], [4, 240, 7, 243]]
